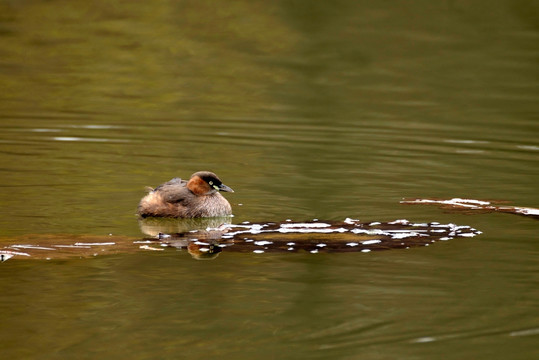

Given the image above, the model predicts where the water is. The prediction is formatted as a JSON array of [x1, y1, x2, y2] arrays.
[[1, 0, 538, 359]]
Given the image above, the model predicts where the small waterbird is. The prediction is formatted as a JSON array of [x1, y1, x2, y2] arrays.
[[137, 171, 234, 218]]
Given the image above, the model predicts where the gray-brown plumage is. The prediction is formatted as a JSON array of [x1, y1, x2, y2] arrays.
[[137, 171, 234, 218]]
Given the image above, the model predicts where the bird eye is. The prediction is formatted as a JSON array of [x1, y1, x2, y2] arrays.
[[209, 181, 213, 185]]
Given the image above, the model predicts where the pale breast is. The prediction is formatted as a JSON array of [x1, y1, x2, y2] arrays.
[[138, 190, 232, 218], [186, 193, 232, 217]]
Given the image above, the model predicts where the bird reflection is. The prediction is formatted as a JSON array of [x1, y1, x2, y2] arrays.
[[138, 216, 232, 237], [138, 216, 231, 260], [137, 217, 483, 260]]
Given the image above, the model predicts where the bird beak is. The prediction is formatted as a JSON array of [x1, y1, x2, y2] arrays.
[[218, 184, 234, 193]]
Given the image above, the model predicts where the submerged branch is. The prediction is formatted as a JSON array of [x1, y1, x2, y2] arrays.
[[1, 218, 481, 261], [401, 198, 539, 220]]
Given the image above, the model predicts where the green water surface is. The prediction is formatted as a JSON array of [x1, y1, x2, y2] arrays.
[[0, 1, 538, 359]]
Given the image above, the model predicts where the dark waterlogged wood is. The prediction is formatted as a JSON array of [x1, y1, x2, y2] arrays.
[[1, 218, 481, 261], [168, 218, 482, 260], [401, 198, 539, 220], [5, 197, 534, 261]]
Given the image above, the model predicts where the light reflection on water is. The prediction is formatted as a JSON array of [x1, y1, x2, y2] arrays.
[[0, 0, 538, 359]]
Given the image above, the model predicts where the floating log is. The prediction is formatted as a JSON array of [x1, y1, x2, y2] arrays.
[[161, 218, 482, 260], [401, 198, 539, 220], [4, 197, 535, 261], [1, 218, 481, 261]]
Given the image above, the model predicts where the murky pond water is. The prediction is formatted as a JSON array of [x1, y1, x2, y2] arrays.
[[1, 1, 538, 359]]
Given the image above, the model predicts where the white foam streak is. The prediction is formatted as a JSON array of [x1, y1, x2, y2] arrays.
[[74, 242, 115, 246]]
